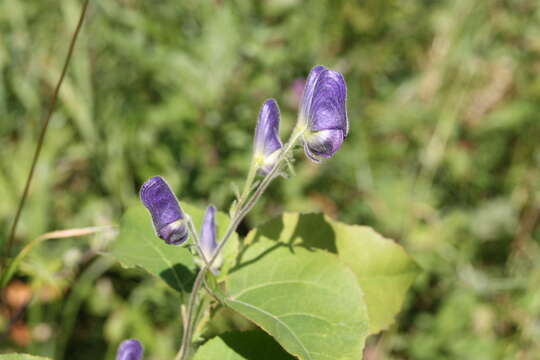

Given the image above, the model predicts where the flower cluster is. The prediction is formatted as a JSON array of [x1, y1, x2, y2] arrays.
[[252, 65, 348, 170], [139, 65, 348, 274]]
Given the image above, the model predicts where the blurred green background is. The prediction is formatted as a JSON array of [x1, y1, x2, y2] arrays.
[[1, 0, 540, 359]]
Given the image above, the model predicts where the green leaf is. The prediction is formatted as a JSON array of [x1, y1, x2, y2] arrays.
[[109, 205, 195, 294], [194, 337, 246, 360], [109, 202, 238, 294], [195, 331, 294, 360], [247, 212, 420, 334], [331, 219, 421, 334], [0, 354, 52, 360], [219, 238, 369, 360]]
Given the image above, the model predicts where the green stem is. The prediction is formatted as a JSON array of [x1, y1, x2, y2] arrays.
[[175, 126, 305, 360], [1, 0, 90, 269], [237, 161, 258, 210], [185, 216, 206, 262]]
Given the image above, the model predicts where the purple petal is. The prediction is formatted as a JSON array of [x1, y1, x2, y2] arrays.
[[116, 339, 144, 360], [304, 129, 345, 160], [307, 69, 348, 135], [200, 205, 218, 261], [199, 205, 223, 273], [254, 99, 283, 158], [303, 142, 321, 163], [140, 176, 188, 245], [159, 221, 189, 245], [301, 65, 326, 119]]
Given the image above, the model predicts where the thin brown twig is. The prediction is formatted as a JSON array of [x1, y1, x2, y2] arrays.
[[2, 0, 91, 269]]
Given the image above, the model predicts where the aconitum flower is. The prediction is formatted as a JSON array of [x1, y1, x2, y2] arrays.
[[199, 205, 222, 274], [116, 339, 144, 360], [253, 99, 283, 174], [300, 65, 348, 162], [140, 176, 188, 245]]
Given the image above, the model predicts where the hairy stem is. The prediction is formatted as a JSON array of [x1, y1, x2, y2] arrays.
[[237, 161, 258, 209], [185, 216, 206, 262]]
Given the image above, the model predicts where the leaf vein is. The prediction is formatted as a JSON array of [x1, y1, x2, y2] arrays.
[[230, 280, 335, 300], [227, 298, 312, 360]]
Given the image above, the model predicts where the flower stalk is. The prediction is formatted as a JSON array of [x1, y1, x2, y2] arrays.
[[137, 65, 348, 360], [174, 125, 305, 360]]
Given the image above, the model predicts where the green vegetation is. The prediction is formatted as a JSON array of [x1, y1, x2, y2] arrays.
[[1, 0, 539, 359]]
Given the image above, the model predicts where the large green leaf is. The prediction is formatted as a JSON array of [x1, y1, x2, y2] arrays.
[[194, 331, 294, 360], [219, 238, 369, 360], [331, 219, 420, 334], [247, 212, 420, 334], [0, 355, 51, 360], [109, 202, 238, 294]]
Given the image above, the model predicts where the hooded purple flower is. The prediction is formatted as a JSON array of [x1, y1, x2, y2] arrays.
[[116, 339, 144, 360], [199, 205, 222, 274], [253, 99, 283, 174], [140, 176, 188, 245], [300, 65, 348, 162]]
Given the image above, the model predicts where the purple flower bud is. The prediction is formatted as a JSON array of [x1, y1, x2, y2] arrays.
[[116, 339, 144, 360], [300, 65, 348, 162], [253, 99, 283, 173], [140, 176, 188, 245], [199, 205, 222, 274]]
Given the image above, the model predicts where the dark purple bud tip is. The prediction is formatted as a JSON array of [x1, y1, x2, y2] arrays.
[[300, 65, 348, 161], [116, 339, 144, 360], [253, 99, 283, 174], [140, 176, 189, 245], [199, 205, 223, 274]]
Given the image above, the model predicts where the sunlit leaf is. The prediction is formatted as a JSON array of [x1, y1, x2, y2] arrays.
[[247, 212, 420, 334], [330, 218, 421, 334], [219, 238, 369, 360]]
